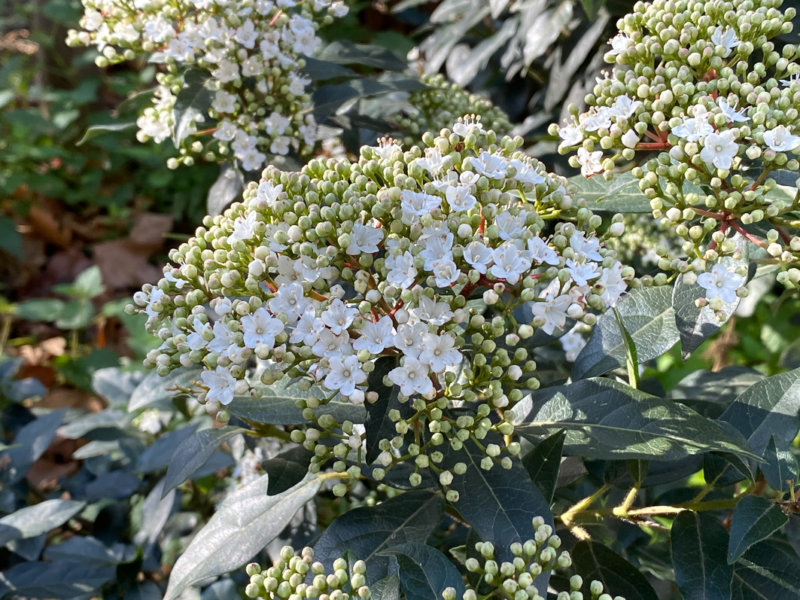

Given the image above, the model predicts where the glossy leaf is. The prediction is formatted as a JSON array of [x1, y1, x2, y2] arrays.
[[365, 357, 412, 463], [263, 446, 313, 495], [519, 378, 759, 461], [207, 164, 243, 216], [727, 496, 788, 563], [568, 172, 652, 212], [313, 490, 443, 580], [761, 435, 798, 491], [164, 472, 323, 600], [0, 500, 85, 547], [384, 543, 465, 600], [134, 477, 179, 549], [0, 561, 115, 599], [671, 511, 733, 600], [571, 541, 658, 600], [128, 367, 202, 411], [316, 41, 406, 70], [719, 367, 800, 455], [163, 426, 246, 496], [573, 286, 679, 379], [370, 575, 402, 600], [732, 540, 800, 599], [136, 423, 200, 473], [43, 536, 121, 567], [2, 409, 64, 484], [668, 367, 763, 417], [172, 69, 214, 147], [77, 121, 136, 146], [522, 429, 565, 503], [300, 57, 358, 80]]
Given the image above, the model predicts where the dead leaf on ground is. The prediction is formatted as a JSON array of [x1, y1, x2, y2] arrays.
[[26, 436, 84, 492], [27, 204, 72, 248], [34, 387, 104, 412]]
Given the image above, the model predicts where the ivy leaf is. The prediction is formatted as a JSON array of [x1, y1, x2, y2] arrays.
[[172, 69, 214, 148], [164, 472, 323, 600], [0, 499, 86, 547], [313, 490, 443, 581], [522, 430, 565, 503], [163, 426, 246, 496], [671, 511, 733, 600], [732, 540, 800, 599], [573, 286, 679, 380], [382, 543, 465, 600], [718, 367, 800, 456], [727, 496, 788, 563], [571, 541, 658, 600], [567, 172, 652, 213], [519, 378, 759, 461], [761, 435, 798, 492]]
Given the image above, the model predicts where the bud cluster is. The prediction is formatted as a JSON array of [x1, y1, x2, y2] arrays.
[[130, 123, 632, 484], [451, 518, 625, 600], [67, 0, 348, 171], [244, 546, 369, 600], [550, 0, 800, 290], [392, 74, 512, 146]]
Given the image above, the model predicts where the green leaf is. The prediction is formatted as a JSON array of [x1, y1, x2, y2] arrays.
[[228, 377, 365, 425], [313, 78, 428, 120], [442, 434, 552, 571], [164, 472, 323, 600], [613, 306, 640, 387], [263, 446, 313, 495], [77, 121, 136, 146], [522, 429, 565, 503], [163, 425, 245, 496], [316, 41, 407, 70], [519, 378, 760, 461], [136, 424, 200, 473], [43, 536, 121, 568], [365, 357, 413, 463], [128, 367, 202, 411], [301, 57, 358, 81], [732, 540, 800, 599], [14, 298, 66, 322], [3, 409, 64, 484], [0, 561, 115, 599], [671, 511, 733, 600], [571, 541, 659, 600], [172, 69, 214, 148], [54, 299, 94, 329], [668, 367, 764, 418], [761, 435, 798, 492], [573, 286, 679, 380], [370, 575, 402, 600], [0, 216, 22, 257], [207, 164, 243, 216], [0, 499, 86, 547], [567, 172, 652, 212], [719, 367, 800, 456], [727, 496, 788, 563], [313, 490, 443, 581], [383, 543, 465, 600]]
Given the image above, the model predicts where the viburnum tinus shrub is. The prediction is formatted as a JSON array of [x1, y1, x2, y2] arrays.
[[67, 0, 348, 171], [130, 122, 633, 495], [551, 0, 800, 297]]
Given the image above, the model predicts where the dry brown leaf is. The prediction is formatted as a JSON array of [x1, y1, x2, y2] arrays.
[[27, 205, 72, 248], [93, 238, 163, 291], [128, 212, 174, 253]]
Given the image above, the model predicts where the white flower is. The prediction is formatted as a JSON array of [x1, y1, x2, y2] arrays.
[[347, 223, 384, 255], [445, 184, 477, 212], [452, 115, 484, 137], [269, 281, 310, 321], [418, 332, 461, 373], [570, 231, 603, 261], [229, 211, 259, 244], [717, 97, 748, 123], [780, 73, 800, 87], [595, 261, 627, 307], [393, 322, 428, 359], [321, 299, 357, 334], [697, 263, 745, 304], [290, 307, 322, 346], [388, 357, 433, 396], [414, 295, 453, 326], [609, 95, 641, 119], [420, 236, 454, 271], [241, 307, 284, 349], [528, 237, 559, 265], [673, 115, 714, 141], [577, 148, 603, 177], [710, 26, 739, 57], [565, 259, 600, 287], [201, 366, 237, 405], [208, 320, 237, 355], [253, 181, 283, 209], [763, 125, 800, 152], [187, 317, 210, 351], [470, 152, 508, 179], [700, 130, 738, 170], [312, 329, 352, 358], [212, 90, 237, 114], [558, 124, 583, 147], [608, 32, 633, 55], [621, 129, 640, 149], [431, 259, 461, 287], [137, 410, 164, 435], [530, 294, 572, 335], [386, 251, 417, 290], [560, 327, 587, 362], [401, 190, 441, 223], [463, 241, 493, 274], [580, 107, 612, 132], [509, 159, 545, 185], [353, 316, 394, 354], [415, 148, 447, 175], [324, 355, 366, 397], [490, 243, 531, 284], [495, 209, 527, 240]]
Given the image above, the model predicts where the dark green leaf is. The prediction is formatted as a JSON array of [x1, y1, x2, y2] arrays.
[[136, 423, 200, 473], [92, 368, 142, 407], [14, 298, 66, 322], [3, 409, 64, 484], [732, 540, 800, 599], [201, 578, 238, 600], [127, 581, 163, 600], [668, 367, 764, 418], [85, 470, 141, 501], [129, 367, 202, 411], [207, 164, 243, 216], [0, 561, 115, 598], [761, 435, 798, 492], [163, 426, 245, 496], [313, 78, 427, 120], [301, 57, 358, 80], [164, 472, 323, 600], [671, 511, 733, 600], [719, 367, 800, 456], [573, 286, 679, 379], [313, 490, 443, 581], [264, 446, 313, 495], [370, 575, 402, 600], [134, 477, 179, 549], [172, 69, 214, 148], [44, 536, 121, 567], [316, 41, 407, 70], [568, 172, 652, 212], [672, 271, 741, 358], [522, 430, 565, 503], [0, 216, 22, 257], [77, 121, 137, 145], [442, 434, 552, 570], [54, 299, 94, 329], [59, 409, 128, 438], [365, 357, 412, 463], [571, 541, 659, 600], [727, 496, 788, 563], [519, 378, 759, 461], [384, 543, 465, 600], [0, 499, 85, 547]]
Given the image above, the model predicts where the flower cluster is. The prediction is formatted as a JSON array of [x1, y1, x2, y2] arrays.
[[130, 124, 632, 485], [67, 0, 348, 171], [550, 0, 800, 291], [392, 74, 512, 146]]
